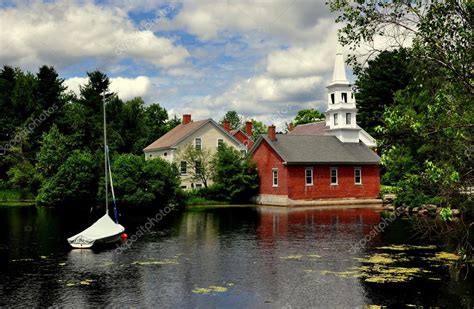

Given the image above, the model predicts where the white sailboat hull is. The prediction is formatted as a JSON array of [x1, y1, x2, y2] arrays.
[[68, 213, 125, 249]]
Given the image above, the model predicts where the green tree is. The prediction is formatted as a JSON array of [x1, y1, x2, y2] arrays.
[[220, 110, 242, 129], [111, 154, 181, 207], [36, 125, 70, 178], [74, 71, 113, 151], [0, 66, 17, 148], [211, 144, 259, 202], [355, 49, 412, 138], [328, 0, 473, 210], [36, 150, 98, 207], [7, 160, 42, 193], [176, 143, 213, 188], [143, 103, 169, 145], [293, 108, 325, 125], [328, 0, 473, 93]]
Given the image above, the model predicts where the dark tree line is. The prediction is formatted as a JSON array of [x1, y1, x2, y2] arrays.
[[0, 65, 181, 208]]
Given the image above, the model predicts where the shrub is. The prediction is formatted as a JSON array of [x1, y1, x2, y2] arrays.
[[111, 154, 182, 208], [36, 150, 98, 207]]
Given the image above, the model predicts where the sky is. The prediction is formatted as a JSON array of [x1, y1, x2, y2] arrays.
[[0, 0, 357, 129]]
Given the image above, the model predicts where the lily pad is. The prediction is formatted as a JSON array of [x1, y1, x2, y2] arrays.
[[131, 260, 179, 265], [280, 255, 303, 260]]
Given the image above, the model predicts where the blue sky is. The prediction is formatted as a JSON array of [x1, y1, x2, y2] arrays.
[[0, 0, 357, 128]]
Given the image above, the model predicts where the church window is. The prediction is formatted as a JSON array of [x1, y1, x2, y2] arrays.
[[330, 93, 335, 104], [342, 92, 347, 103]]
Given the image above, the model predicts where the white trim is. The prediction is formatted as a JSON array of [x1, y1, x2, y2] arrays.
[[330, 167, 338, 185], [305, 167, 313, 186], [354, 167, 362, 185], [272, 168, 278, 187]]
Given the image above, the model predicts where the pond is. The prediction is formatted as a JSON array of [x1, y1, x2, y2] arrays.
[[0, 205, 472, 308]]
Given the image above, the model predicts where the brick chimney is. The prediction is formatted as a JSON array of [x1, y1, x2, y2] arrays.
[[223, 119, 231, 131], [287, 122, 295, 132], [268, 125, 276, 141], [183, 114, 192, 125], [245, 121, 253, 137]]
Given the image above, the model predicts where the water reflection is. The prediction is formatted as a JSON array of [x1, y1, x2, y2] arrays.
[[0, 205, 471, 307]]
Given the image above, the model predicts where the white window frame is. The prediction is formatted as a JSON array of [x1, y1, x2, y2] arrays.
[[354, 167, 362, 185], [180, 161, 187, 175], [334, 113, 338, 126], [217, 138, 224, 148], [346, 113, 352, 125], [194, 137, 202, 150], [330, 167, 338, 185], [272, 168, 278, 187], [305, 167, 313, 186]]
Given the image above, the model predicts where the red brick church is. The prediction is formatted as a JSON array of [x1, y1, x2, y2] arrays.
[[249, 53, 381, 206]]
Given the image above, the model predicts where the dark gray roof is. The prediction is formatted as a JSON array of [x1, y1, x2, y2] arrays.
[[250, 134, 380, 164]]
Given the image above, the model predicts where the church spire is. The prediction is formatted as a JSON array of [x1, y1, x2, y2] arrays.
[[330, 52, 349, 85]]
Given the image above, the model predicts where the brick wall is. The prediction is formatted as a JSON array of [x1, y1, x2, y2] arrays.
[[251, 140, 288, 196], [287, 165, 380, 199]]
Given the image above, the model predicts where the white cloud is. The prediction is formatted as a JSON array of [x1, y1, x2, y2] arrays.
[[64, 76, 152, 101], [160, 0, 333, 44], [0, 1, 189, 69]]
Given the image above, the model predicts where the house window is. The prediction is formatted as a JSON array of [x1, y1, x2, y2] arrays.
[[342, 92, 347, 103], [180, 185, 187, 189], [330, 167, 338, 185], [330, 93, 335, 104], [149, 154, 152, 158], [305, 168, 313, 186], [194, 137, 202, 150], [346, 113, 352, 125], [195, 184, 203, 189], [180, 161, 187, 175], [217, 138, 224, 148], [334, 113, 338, 125], [164, 152, 167, 157], [354, 167, 362, 185], [195, 161, 202, 176], [272, 168, 278, 187], [240, 149, 247, 156]]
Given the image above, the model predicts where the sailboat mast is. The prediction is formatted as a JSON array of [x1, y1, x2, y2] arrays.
[[103, 93, 109, 215]]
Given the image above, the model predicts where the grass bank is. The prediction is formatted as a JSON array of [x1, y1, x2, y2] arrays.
[[186, 196, 229, 206], [185, 204, 256, 212], [0, 189, 34, 203]]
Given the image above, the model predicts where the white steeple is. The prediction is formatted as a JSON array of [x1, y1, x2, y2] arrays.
[[331, 52, 349, 85], [325, 52, 360, 143]]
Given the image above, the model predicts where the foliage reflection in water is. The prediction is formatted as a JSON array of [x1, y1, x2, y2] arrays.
[[0, 205, 472, 308]]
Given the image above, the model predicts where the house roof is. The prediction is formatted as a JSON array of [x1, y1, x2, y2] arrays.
[[230, 129, 251, 139], [288, 121, 327, 135], [143, 118, 243, 151], [288, 121, 377, 147], [249, 134, 380, 165]]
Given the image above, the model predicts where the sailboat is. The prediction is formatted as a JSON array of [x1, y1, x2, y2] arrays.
[[67, 95, 125, 249]]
